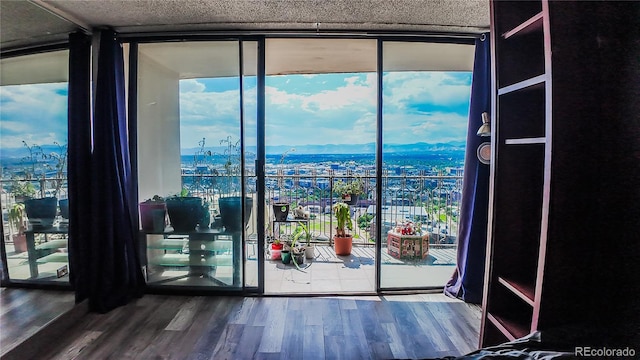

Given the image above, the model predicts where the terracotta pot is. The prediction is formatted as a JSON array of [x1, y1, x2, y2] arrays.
[[334, 235, 353, 256], [13, 233, 27, 253]]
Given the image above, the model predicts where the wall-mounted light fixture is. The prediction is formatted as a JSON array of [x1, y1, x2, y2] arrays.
[[476, 112, 491, 137]]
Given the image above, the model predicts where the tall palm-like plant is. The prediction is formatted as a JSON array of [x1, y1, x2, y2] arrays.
[[333, 202, 353, 255], [333, 202, 352, 237]]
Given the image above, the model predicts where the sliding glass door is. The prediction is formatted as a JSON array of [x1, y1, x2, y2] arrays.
[[379, 41, 473, 289], [136, 40, 257, 290], [133, 37, 474, 294]]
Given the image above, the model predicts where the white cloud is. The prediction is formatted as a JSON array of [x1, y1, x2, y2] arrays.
[[180, 79, 206, 93], [175, 71, 469, 148], [383, 111, 469, 144], [0, 83, 68, 148], [384, 72, 471, 109]]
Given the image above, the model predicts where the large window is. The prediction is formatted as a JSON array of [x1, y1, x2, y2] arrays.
[[0, 49, 70, 283]]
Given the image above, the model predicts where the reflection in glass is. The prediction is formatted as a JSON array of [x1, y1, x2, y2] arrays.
[[0, 50, 70, 283]]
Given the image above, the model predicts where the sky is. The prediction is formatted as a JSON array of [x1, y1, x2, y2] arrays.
[[0, 83, 68, 148], [179, 71, 472, 149], [0, 71, 472, 152]]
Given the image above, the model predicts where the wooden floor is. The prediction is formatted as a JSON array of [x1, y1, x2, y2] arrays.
[[13, 292, 481, 360], [0, 288, 76, 357]]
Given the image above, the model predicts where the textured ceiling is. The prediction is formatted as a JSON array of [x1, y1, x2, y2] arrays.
[[1, 0, 490, 51]]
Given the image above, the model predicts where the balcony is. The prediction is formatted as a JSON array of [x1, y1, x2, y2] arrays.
[[1, 169, 461, 290], [181, 167, 461, 246]]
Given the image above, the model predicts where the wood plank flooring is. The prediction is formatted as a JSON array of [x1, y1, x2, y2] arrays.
[[0, 288, 76, 357], [27, 293, 480, 360]]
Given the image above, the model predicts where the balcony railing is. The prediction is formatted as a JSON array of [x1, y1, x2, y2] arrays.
[[1, 170, 462, 248], [181, 168, 462, 247]]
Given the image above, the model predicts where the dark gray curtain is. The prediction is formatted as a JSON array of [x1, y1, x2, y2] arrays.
[[444, 33, 491, 304], [69, 29, 145, 312]]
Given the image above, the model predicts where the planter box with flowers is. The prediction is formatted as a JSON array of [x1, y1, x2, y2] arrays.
[[387, 221, 429, 260]]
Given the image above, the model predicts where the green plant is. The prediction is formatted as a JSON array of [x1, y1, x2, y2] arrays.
[[358, 213, 374, 230], [10, 180, 36, 200], [333, 202, 352, 237], [218, 136, 241, 196], [275, 148, 295, 201], [41, 141, 68, 197], [293, 222, 312, 246], [142, 195, 165, 203], [8, 203, 26, 234], [192, 137, 215, 192], [334, 177, 365, 196], [20, 141, 44, 180]]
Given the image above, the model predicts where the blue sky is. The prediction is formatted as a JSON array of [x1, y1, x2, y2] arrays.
[[0, 71, 472, 151], [0, 83, 68, 148]]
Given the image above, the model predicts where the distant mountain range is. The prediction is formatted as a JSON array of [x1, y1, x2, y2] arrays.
[[0, 144, 66, 164], [182, 141, 466, 155], [0, 141, 465, 161]]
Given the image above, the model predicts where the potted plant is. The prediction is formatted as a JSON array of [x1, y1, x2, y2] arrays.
[[24, 196, 58, 228], [334, 177, 365, 206], [217, 136, 253, 232], [59, 198, 69, 220], [9, 203, 27, 253], [333, 202, 353, 255], [293, 222, 314, 259], [166, 189, 202, 232], [10, 180, 36, 203], [286, 233, 305, 268], [269, 238, 283, 260], [139, 195, 167, 232]]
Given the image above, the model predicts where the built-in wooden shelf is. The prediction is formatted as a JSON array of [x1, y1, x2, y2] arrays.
[[498, 74, 546, 95], [498, 277, 535, 306], [503, 12, 543, 39], [487, 312, 529, 341]]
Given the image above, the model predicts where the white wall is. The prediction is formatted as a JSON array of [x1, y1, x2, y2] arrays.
[[137, 51, 182, 201]]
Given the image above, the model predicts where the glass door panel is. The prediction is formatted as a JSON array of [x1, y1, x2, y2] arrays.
[[380, 41, 473, 289], [0, 50, 70, 284], [263, 38, 377, 294], [137, 41, 252, 289], [242, 40, 259, 288]]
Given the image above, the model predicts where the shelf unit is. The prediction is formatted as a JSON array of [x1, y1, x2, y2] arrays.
[[25, 226, 69, 279], [481, 0, 551, 346], [482, 0, 640, 347], [140, 228, 240, 287]]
